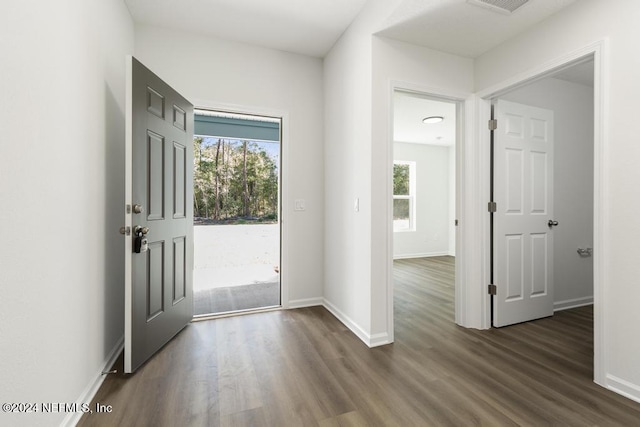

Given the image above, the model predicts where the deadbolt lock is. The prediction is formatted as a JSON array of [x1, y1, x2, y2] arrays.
[[134, 226, 149, 235], [133, 226, 149, 253]]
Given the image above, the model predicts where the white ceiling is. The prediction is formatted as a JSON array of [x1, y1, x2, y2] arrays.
[[125, 0, 578, 59], [379, 0, 577, 58], [394, 92, 457, 147], [124, 0, 368, 58], [125, 0, 588, 145]]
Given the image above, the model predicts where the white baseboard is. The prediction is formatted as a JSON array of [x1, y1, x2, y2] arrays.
[[368, 331, 392, 347], [288, 297, 323, 309], [393, 251, 450, 260], [61, 336, 124, 427], [322, 299, 392, 348], [553, 296, 594, 312], [606, 374, 640, 404]]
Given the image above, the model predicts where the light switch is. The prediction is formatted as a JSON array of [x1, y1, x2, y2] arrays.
[[294, 199, 306, 211], [354, 197, 359, 212]]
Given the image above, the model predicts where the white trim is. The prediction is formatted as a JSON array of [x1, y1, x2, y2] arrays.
[[61, 336, 124, 427], [388, 80, 470, 341], [391, 80, 472, 103], [554, 297, 593, 312], [606, 375, 640, 404], [368, 332, 392, 347], [288, 297, 324, 309], [478, 96, 493, 330], [592, 39, 609, 388], [476, 40, 606, 99], [386, 82, 396, 345], [473, 39, 608, 386], [280, 113, 290, 309], [456, 94, 491, 329], [393, 251, 451, 260], [192, 306, 281, 321], [323, 299, 392, 348], [190, 99, 292, 310]]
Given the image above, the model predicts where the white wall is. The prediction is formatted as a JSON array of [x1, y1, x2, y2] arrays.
[[323, 0, 472, 345], [134, 25, 325, 307], [325, 11, 473, 343], [475, 0, 640, 400], [0, 1, 134, 425], [370, 36, 474, 339], [324, 3, 380, 343], [503, 77, 594, 310], [393, 143, 453, 259]]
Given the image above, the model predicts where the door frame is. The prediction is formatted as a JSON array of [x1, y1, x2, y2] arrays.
[[191, 98, 290, 310], [387, 81, 469, 341], [474, 39, 608, 385]]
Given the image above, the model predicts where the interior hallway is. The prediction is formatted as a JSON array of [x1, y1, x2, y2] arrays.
[[78, 257, 640, 426]]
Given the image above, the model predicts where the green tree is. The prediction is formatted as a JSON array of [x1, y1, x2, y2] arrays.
[[193, 137, 279, 221], [393, 163, 410, 195]]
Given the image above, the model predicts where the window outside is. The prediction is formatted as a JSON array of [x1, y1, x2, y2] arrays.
[[393, 161, 415, 232]]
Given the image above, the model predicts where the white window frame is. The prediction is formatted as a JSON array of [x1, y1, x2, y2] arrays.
[[393, 160, 416, 232]]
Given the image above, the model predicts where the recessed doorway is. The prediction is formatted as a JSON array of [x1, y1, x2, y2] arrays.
[[490, 58, 595, 327], [392, 90, 458, 326], [192, 109, 281, 317]]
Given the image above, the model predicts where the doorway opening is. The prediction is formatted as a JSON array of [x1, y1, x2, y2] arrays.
[[192, 109, 281, 317], [392, 89, 458, 325], [489, 57, 595, 328]]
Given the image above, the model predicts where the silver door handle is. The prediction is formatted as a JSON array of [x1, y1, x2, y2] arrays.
[[577, 247, 593, 256], [548, 220, 559, 228], [134, 226, 149, 235]]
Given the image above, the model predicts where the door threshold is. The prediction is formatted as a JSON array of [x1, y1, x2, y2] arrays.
[[191, 305, 282, 322]]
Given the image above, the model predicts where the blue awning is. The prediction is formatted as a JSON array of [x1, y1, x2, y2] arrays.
[[194, 113, 280, 142]]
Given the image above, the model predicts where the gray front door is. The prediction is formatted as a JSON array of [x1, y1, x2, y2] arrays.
[[125, 56, 194, 373]]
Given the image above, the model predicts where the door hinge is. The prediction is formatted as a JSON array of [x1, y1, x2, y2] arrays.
[[488, 284, 497, 295], [488, 119, 497, 131], [488, 201, 497, 213]]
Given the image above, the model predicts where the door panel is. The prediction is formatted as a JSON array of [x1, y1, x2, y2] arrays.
[[173, 142, 187, 218], [125, 56, 194, 372], [530, 233, 548, 297], [173, 236, 187, 303], [530, 151, 548, 213], [505, 148, 523, 213], [494, 100, 554, 327], [147, 131, 165, 220], [505, 234, 523, 301]]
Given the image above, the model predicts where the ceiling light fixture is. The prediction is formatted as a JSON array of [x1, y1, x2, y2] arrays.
[[423, 116, 444, 124]]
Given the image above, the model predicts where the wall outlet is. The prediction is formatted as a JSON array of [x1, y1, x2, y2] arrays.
[[294, 199, 306, 211]]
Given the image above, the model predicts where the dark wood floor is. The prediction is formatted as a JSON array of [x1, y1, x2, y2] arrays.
[[79, 256, 640, 426]]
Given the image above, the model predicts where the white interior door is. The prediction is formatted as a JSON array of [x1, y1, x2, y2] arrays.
[[125, 56, 194, 372], [493, 99, 555, 327]]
